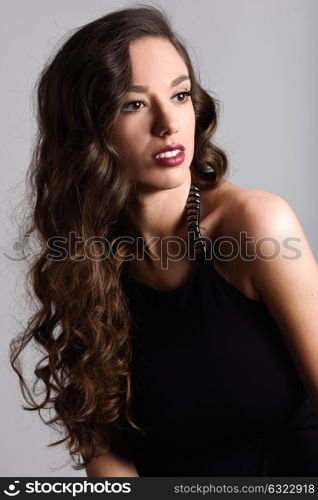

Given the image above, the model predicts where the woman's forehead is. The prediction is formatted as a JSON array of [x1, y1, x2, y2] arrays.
[[128, 37, 188, 87]]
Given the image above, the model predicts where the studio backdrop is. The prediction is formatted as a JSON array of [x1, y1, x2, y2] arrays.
[[1, 0, 317, 476]]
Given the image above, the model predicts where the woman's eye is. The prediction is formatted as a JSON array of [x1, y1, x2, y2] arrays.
[[173, 91, 192, 103], [122, 91, 192, 112], [123, 100, 146, 112]]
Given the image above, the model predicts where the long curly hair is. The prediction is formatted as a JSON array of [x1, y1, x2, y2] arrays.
[[9, 4, 229, 470]]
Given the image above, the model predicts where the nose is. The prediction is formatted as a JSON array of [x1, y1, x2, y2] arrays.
[[151, 104, 179, 137]]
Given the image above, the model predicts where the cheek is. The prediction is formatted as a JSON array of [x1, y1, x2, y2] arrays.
[[183, 106, 196, 130], [114, 123, 135, 155], [117, 119, 146, 150], [114, 123, 146, 167]]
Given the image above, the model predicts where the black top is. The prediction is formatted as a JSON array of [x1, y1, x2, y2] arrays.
[[120, 251, 318, 477]]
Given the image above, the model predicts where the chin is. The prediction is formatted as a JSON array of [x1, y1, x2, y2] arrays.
[[137, 168, 191, 192]]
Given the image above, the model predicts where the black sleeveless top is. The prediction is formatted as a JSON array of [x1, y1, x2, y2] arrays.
[[120, 190, 318, 476]]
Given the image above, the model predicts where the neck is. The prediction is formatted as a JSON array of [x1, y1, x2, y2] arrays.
[[124, 177, 193, 245]]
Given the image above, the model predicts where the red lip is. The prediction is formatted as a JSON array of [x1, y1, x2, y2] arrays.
[[152, 143, 185, 159]]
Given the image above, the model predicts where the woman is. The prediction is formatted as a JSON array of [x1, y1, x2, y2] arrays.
[[10, 5, 318, 477]]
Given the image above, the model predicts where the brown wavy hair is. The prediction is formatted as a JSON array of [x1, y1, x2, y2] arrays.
[[9, 4, 228, 470]]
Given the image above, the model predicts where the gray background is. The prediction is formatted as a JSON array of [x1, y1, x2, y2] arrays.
[[1, 0, 317, 476]]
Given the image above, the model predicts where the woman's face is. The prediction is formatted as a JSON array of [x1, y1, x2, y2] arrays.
[[113, 36, 196, 192]]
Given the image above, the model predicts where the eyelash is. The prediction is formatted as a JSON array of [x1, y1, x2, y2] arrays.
[[122, 91, 192, 112]]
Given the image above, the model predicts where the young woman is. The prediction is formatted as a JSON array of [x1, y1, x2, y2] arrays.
[[10, 5, 318, 477]]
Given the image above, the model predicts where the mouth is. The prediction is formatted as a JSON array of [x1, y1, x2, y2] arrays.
[[151, 143, 186, 167], [152, 149, 185, 167]]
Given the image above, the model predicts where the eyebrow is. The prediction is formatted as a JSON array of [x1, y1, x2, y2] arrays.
[[128, 74, 190, 93]]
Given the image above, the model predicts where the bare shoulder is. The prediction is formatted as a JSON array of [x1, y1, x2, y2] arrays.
[[234, 187, 306, 246], [229, 187, 318, 407], [202, 180, 308, 301], [208, 180, 297, 237], [232, 183, 317, 275]]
